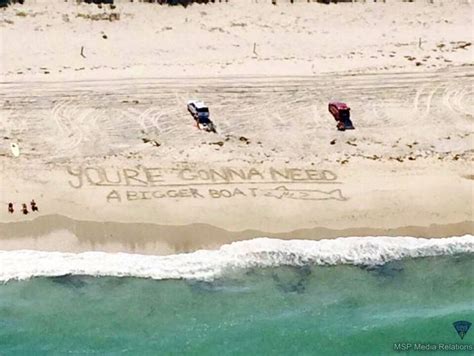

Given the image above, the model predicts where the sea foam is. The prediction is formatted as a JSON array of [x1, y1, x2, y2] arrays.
[[0, 235, 473, 282]]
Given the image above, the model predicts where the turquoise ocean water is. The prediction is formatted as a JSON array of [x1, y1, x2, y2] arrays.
[[0, 253, 473, 355]]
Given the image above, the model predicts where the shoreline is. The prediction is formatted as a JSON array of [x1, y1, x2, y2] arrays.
[[0, 214, 472, 254], [1, 233, 473, 283]]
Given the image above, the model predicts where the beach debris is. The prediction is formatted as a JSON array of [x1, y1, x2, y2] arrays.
[[366, 154, 381, 161], [456, 42, 472, 50], [8, 203, 14, 214], [239, 136, 250, 144], [330, 139, 336, 145], [210, 141, 224, 147], [10, 142, 20, 157], [406, 141, 418, 149], [31, 200, 38, 212], [80, 46, 86, 58], [76, 12, 120, 22], [418, 37, 425, 49], [231, 22, 247, 28], [21, 203, 28, 215]]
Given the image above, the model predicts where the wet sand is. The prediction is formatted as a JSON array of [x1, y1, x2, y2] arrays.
[[0, 214, 472, 255]]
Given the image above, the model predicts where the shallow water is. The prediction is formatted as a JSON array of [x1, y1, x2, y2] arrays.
[[1, 254, 473, 355]]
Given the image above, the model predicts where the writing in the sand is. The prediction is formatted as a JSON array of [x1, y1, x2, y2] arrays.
[[66, 166, 338, 189], [105, 186, 347, 202]]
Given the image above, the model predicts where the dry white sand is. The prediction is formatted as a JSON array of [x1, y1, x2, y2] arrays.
[[0, 1, 472, 254], [1, 1, 472, 80]]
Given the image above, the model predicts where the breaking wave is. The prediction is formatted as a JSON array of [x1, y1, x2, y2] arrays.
[[1, 235, 473, 282]]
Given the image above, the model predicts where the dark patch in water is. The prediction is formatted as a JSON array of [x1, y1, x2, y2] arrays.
[[50, 274, 88, 289], [187, 279, 243, 293], [244, 268, 258, 277], [272, 266, 312, 294], [361, 261, 404, 278], [340, 296, 363, 309], [187, 280, 217, 293], [274, 277, 306, 294], [146, 306, 156, 318], [296, 265, 312, 278], [450, 253, 474, 264], [104, 276, 129, 288]]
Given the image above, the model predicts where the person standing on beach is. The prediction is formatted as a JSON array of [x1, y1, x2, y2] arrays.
[[8, 203, 14, 213], [22, 203, 28, 215], [31, 199, 38, 212]]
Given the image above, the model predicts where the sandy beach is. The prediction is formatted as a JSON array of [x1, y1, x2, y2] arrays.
[[0, 0, 473, 254]]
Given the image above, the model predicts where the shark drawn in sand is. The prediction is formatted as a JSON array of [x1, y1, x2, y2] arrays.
[[262, 186, 347, 201]]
